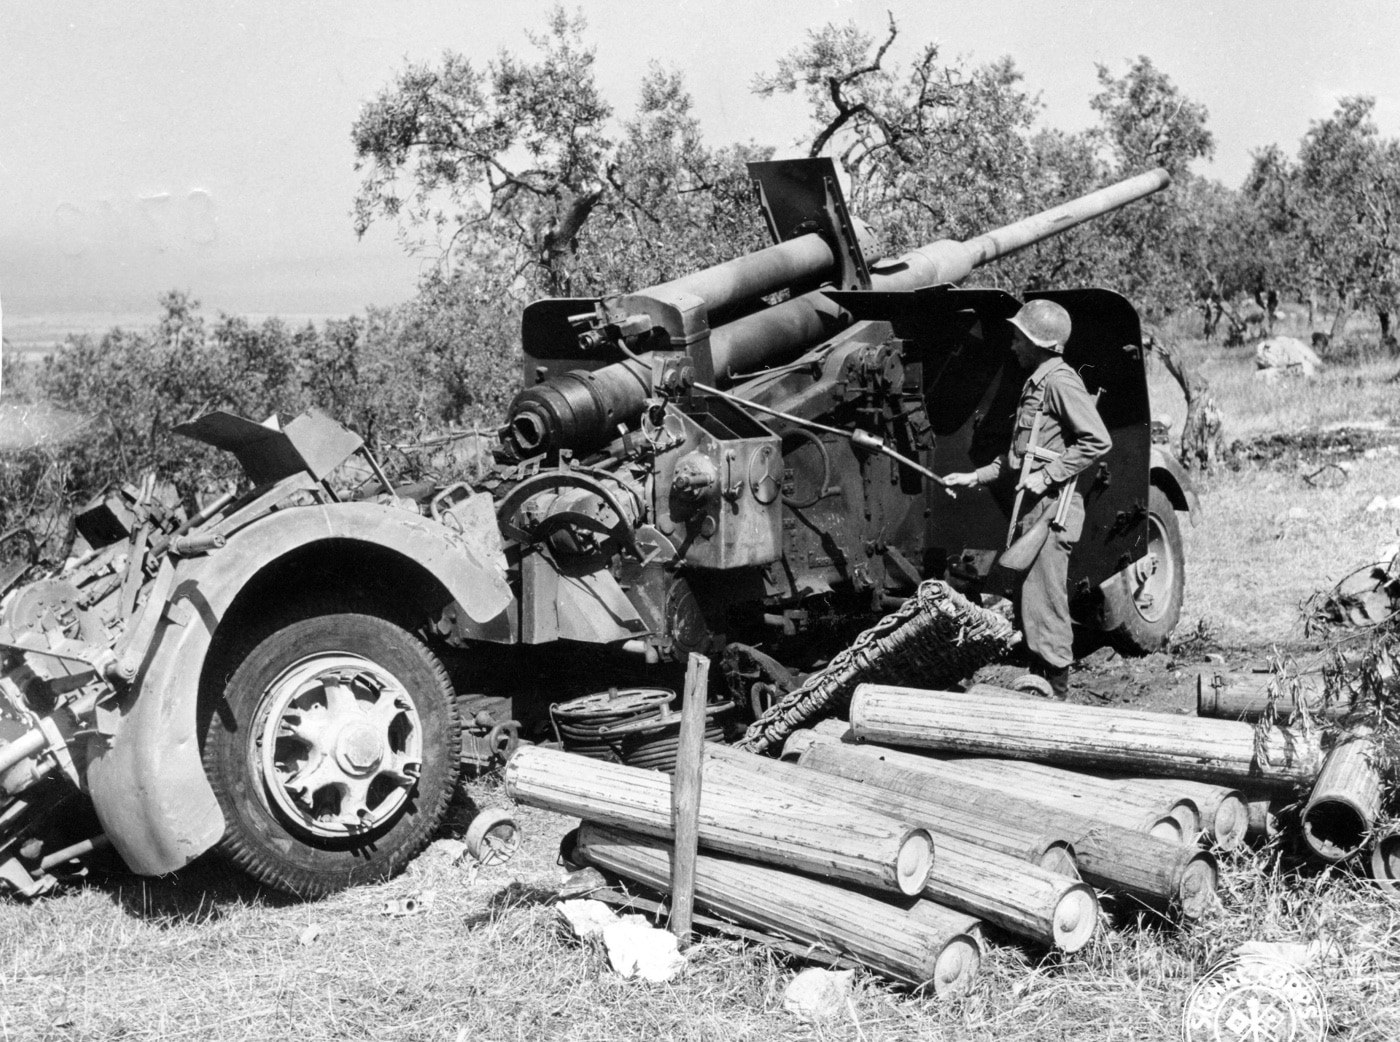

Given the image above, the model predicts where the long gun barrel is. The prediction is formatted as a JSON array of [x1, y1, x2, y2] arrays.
[[507, 168, 1170, 456]]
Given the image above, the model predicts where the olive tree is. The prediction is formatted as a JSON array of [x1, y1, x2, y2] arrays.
[[1247, 97, 1400, 344]]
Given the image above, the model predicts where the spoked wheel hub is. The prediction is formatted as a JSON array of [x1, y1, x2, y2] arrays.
[[1131, 515, 1176, 623], [1095, 485, 1186, 655], [256, 654, 424, 839]]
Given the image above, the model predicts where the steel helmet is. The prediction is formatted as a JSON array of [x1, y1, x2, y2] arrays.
[[1009, 299, 1072, 352]]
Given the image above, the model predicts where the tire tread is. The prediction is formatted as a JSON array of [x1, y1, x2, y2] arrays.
[[203, 612, 460, 899]]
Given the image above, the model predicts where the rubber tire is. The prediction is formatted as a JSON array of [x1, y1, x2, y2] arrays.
[[1099, 485, 1185, 655], [202, 613, 460, 898]]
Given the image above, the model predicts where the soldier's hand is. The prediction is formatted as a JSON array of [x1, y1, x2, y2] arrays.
[[942, 472, 979, 498], [1019, 470, 1051, 495]]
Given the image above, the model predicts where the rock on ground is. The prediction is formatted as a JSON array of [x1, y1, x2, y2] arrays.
[[1254, 336, 1322, 379]]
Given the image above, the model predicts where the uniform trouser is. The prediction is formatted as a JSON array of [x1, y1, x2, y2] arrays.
[[1016, 491, 1085, 671]]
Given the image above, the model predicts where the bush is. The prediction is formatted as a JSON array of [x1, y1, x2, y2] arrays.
[[1, 285, 528, 558]]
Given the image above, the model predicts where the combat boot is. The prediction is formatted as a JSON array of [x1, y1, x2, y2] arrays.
[[1013, 657, 1069, 700], [1041, 662, 1069, 700]]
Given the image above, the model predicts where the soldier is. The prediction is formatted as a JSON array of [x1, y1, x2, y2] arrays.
[[943, 299, 1112, 698]]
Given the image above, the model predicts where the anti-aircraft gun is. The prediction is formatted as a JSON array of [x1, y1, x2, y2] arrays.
[[497, 158, 1192, 664], [0, 159, 1193, 900]]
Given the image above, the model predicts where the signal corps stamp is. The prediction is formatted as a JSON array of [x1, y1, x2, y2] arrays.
[[1183, 954, 1326, 1042]]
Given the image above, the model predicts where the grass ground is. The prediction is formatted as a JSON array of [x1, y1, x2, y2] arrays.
[[4, 332, 1400, 1040], [1146, 322, 1400, 646], [5, 790, 1399, 1040]]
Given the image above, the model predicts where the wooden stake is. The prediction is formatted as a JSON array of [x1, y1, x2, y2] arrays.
[[669, 653, 710, 947], [850, 683, 1320, 791], [577, 823, 982, 994], [505, 745, 933, 895]]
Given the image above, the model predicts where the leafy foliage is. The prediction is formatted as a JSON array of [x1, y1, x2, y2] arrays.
[[351, 8, 767, 303], [351, 7, 612, 295], [752, 17, 1042, 258], [1246, 96, 1400, 342]]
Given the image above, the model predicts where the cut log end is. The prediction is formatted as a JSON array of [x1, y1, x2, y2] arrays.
[[931, 935, 981, 997], [1169, 802, 1201, 837], [1148, 816, 1185, 844], [1245, 798, 1279, 841], [1038, 843, 1079, 879], [1210, 796, 1249, 851], [1177, 853, 1220, 919], [896, 830, 936, 896], [780, 730, 820, 761], [1053, 885, 1100, 953], [1371, 834, 1400, 891], [1303, 734, 1382, 862], [1301, 797, 1371, 861]]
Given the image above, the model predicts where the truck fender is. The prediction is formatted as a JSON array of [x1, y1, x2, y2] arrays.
[[85, 501, 515, 876], [1149, 446, 1201, 527]]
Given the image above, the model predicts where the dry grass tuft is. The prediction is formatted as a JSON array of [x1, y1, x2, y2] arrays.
[[6, 782, 1400, 1041]]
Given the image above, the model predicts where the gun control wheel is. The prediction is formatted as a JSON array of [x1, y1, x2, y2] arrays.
[[202, 613, 460, 898], [1097, 485, 1185, 653]]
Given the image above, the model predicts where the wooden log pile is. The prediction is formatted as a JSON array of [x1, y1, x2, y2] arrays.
[[505, 659, 1395, 992], [1197, 668, 1395, 878], [846, 675, 1395, 882]]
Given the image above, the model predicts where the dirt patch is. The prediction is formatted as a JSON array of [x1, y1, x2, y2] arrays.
[[971, 641, 1322, 715], [1227, 424, 1400, 469]]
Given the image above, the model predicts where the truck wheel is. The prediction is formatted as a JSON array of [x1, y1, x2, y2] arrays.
[[202, 613, 460, 898], [1098, 485, 1185, 654]]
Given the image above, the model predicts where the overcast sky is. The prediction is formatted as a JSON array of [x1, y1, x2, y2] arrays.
[[1, 0, 1395, 343]]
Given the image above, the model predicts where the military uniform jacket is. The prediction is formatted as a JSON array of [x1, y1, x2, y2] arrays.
[[974, 357, 1112, 489]]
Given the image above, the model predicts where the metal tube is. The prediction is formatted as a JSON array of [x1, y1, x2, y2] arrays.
[[510, 169, 1171, 453], [883, 168, 1172, 288], [962, 169, 1172, 268], [0, 727, 47, 778], [39, 834, 111, 871], [648, 233, 836, 315]]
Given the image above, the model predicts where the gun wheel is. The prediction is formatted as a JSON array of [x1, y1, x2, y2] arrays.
[[1097, 485, 1185, 654], [203, 613, 459, 898]]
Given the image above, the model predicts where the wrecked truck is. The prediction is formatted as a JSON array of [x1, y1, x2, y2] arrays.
[[0, 158, 1197, 898]]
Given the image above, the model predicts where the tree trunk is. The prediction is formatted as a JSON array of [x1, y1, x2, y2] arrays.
[[1196, 670, 1353, 723], [802, 715, 1247, 848], [909, 752, 1195, 843], [1328, 291, 1351, 342], [1095, 776, 1249, 851], [707, 743, 1075, 871], [504, 745, 933, 895], [1142, 325, 1225, 471], [1301, 731, 1383, 861], [1245, 798, 1280, 842], [703, 744, 1099, 952], [575, 823, 983, 993], [795, 735, 1220, 917], [849, 683, 1323, 791], [1372, 833, 1400, 892]]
